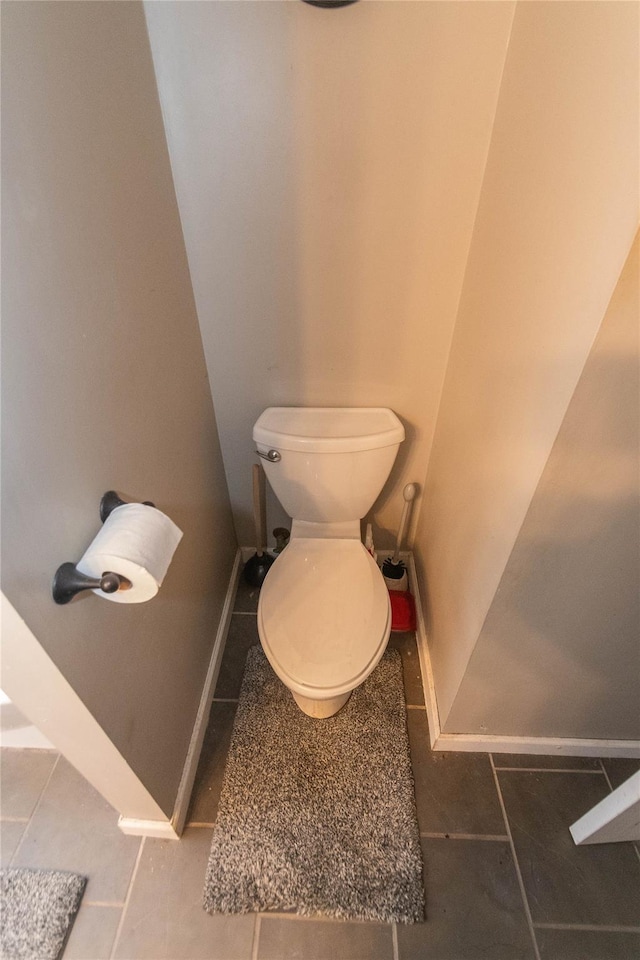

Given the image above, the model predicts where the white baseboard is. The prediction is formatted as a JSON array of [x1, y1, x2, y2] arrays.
[[118, 816, 180, 840], [169, 547, 242, 837], [407, 555, 640, 760], [430, 732, 640, 759], [116, 548, 242, 839], [405, 553, 441, 745]]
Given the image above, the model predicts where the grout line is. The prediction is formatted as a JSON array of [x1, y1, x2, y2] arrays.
[[109, 837, 145, 960], [599, 759, 614, 790], [257, 912, 315, 922], [494, 767, 605, 775], [392, 921, 399, 960], [0, 816, 30, 823], [185, 821, 216, 828], [490, 756, 542, 960], [420, 832, 509, 842], [10, 753, 60, 866], [405, 704, 426, 711], [534, 922, 640, 933], [256, 911, 378, 925], [251, 913, 261, 960], [232, 611, 258, 616]]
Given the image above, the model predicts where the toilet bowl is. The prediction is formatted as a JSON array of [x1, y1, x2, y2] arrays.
[[253, 406, 404, 718], [258, 537, 391, 718]]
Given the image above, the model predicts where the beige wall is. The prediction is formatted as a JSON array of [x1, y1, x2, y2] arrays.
[[444, 236, 639, 739], [144, 0, 515, 547], [1, 1, 237, 815], [415, 1, 639, 726]]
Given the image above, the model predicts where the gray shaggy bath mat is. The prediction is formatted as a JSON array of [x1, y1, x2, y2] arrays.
[[203, 646, 424, 922], [0, 867, 86, 960]]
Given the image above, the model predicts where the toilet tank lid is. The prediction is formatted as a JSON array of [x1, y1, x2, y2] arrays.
[[253, 407, 404, 453]]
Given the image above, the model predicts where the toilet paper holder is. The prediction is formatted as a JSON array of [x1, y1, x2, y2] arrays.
[[52, 491, 155, 604]]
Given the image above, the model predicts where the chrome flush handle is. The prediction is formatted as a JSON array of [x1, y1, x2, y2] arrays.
[[257, 448, 281, 463]]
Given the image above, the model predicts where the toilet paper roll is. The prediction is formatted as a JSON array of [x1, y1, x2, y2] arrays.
[[76, 503, 183, 603]]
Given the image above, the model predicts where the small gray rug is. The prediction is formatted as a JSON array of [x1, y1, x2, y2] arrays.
[[0, 867, 86, 960], [203, 646, 424, 922]]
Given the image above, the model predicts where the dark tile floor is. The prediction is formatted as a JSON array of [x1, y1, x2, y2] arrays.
[[2, 575, 639, 959]]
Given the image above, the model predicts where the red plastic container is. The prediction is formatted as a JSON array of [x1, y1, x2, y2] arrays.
[[389, 590, 416, 632]]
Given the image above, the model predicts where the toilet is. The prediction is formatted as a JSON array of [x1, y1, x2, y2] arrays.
[[253, 407, 405, 718]]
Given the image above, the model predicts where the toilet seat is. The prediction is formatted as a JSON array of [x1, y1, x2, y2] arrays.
[[257, 538, 391, 700]]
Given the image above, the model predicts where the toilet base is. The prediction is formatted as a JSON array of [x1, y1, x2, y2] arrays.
[[291, 689, 351, 718]]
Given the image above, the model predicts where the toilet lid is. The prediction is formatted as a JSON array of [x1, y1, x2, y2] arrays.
[[257, 538, 391, 696]]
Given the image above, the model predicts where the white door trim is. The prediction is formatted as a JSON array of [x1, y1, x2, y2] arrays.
[[0, 591, 168, 822], [570, 771, 640, 844]]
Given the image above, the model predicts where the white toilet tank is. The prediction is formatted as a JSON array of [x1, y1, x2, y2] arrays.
[[253, 407, 404, 522]]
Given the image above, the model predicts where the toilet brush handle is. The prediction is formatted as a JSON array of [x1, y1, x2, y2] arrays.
[[392, 483, 417, 564], [253, 463, 265, 558]]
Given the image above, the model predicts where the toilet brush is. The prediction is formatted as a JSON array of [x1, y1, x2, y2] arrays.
[[382, 483, 417, 591], [243, 463, 275, 588]]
